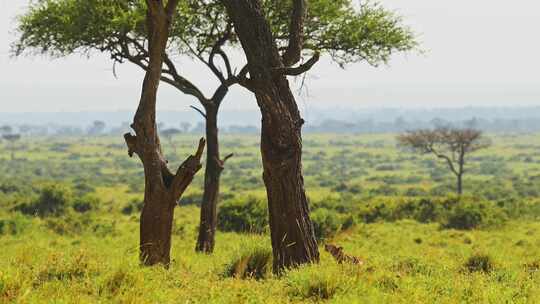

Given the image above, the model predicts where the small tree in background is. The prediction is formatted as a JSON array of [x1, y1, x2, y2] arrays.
[[397, 128, 491, 195], [87, 120, 106, 136], [161, 128, 182, 155]]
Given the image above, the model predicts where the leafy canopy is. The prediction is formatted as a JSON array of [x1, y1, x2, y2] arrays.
[[14, 0, 417, 67]]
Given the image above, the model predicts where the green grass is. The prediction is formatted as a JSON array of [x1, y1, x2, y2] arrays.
[[1, 133, 540, 302]]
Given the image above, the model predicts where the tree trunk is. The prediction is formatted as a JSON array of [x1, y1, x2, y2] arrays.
[[457, 173, 463, 195], [125, 0, 205, 266], [223, 0, 319, 273], [457, 148, 465, 195], [140, 188, 175, 264], [196, 105, 222, 253]]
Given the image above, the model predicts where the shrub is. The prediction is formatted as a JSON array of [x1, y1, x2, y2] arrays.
[[223, 247, 272, 280], [414, 199, 440, 223], [464, 253, 495, 273], [444, 201, 507, 230], [218, 196, 268, 233], [72, 181, 95, 196], [405, 187, 428, 197], [121, 199, 144, 215], [15, 184, 72, 217], [73, 194, 100, 213], [311, 208, 342, 241], [355, 196, 507, 230], [369, 185, 399, 196], [0, 215, 30, 235], [45, 215, 90, 235]]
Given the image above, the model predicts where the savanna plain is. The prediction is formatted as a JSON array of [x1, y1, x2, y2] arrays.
[[1, 133, 540, 303]]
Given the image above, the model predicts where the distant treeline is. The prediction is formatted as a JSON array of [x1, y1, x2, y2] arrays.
[[3, 106, 540, 136], [303, 117, 540, 134]]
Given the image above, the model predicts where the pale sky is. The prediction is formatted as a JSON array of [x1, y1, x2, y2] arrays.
[[1, 0, 540, 113]]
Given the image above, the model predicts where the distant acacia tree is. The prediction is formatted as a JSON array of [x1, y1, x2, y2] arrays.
[[14, 0, 417, 254], [87, 120, 106, 136], [161, 128, 182, 154], [397, 128, 491, 195], [180, 122, 191, 134]]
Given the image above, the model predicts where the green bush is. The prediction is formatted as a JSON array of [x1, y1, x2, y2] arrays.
[[121, 199, 144, 215], [311, 208, 342, 241], [218, 196, 268, 233], [405, 187, 428, 197], [356, 196, 508, 230], [15, 184, 72, 217], [464, 253, 495, 273], [73, 194, 100, 213], [45, 215, 90, 235], [444, 201, 507, 230], [0, 214, 30, 235]]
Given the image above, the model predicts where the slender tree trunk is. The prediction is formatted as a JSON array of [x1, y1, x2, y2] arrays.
[[457, 150, 465, 195], [457, 173, 463, 195], [124, 0, 205, 266], [196, 105, 222, 253], [223, 0, 319, 273]]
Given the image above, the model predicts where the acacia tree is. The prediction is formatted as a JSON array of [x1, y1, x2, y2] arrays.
[[220, 0, 417, 272], [14, 0, 416, 254], [76, 0, 203, 265], [397, 128, 491, 195]]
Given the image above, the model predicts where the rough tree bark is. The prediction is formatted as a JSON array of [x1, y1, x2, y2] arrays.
[[124, 0, 205, 266], [222, 0, 320, 273]]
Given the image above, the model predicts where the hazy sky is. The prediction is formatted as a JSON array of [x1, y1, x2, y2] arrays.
[[1, 0, 540, 113]]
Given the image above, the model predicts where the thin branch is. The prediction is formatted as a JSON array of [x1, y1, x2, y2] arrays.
[[190, 105, 207, 119], [430, 147, 459, 176], [208, 22, 233, 80], [223, 153, 234, 163]]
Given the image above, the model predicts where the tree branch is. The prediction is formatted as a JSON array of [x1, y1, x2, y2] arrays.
[[273, 52, 319, 76], [171, 138, 206, 199], [190, 105, 207, 119], [209, 22, 233, 80], [430, 146, 459, 176], [281, 0, 307, 67]]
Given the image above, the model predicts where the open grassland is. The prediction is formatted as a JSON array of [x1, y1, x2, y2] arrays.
[[1, 133, 540, 303]]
